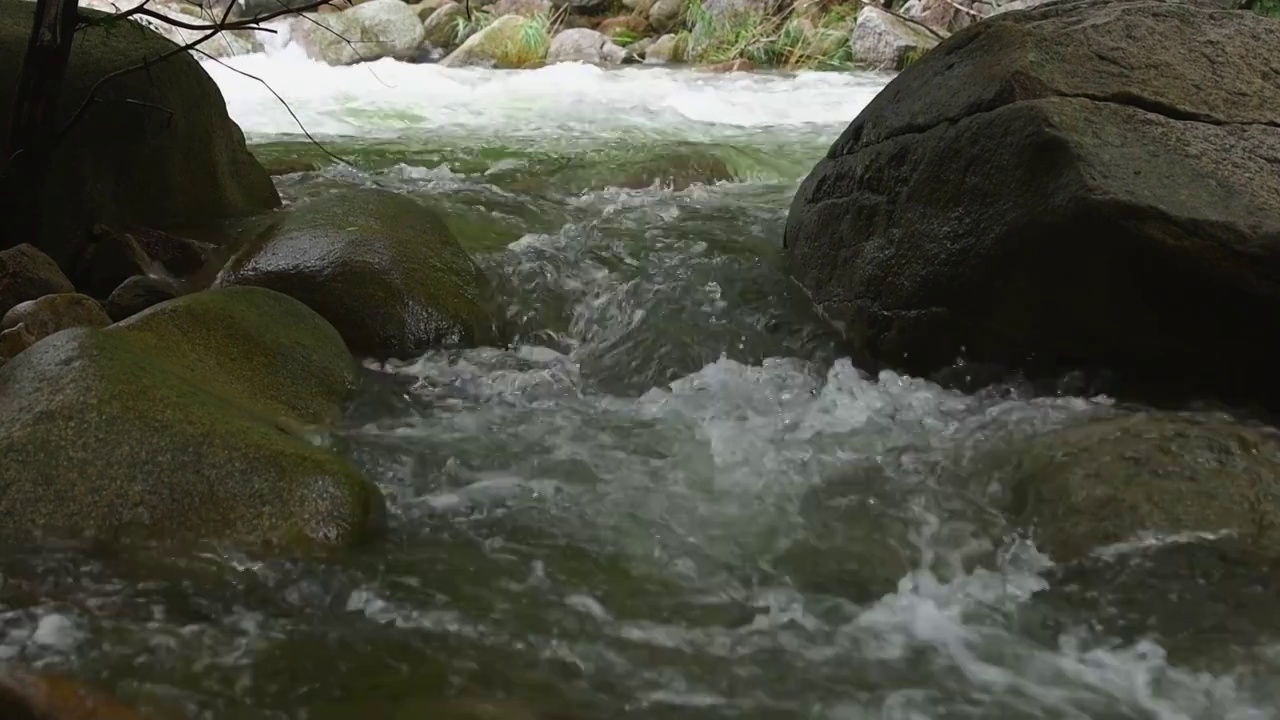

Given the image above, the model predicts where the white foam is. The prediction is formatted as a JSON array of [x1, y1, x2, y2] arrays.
[[201, 48, 889, 139]]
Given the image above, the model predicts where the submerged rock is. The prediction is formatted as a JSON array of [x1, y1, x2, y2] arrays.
[[546, 28, 627, 65], [0, 286, 384, 546], [785, 0, 1280, 411], [1019, 537, 1280, 668], [849, 5, 940, 69], [0, 244, 74, 317], [0, 293, 110, 360], [217, 188, 503, 360], [975, 412, 1280, 562], [294, 0, 427, 65], [0, 0, 279, 270]]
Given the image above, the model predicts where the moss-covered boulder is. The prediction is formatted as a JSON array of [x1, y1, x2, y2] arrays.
[[0, 286, 384, 546], [0, 0, 279, 270], [217, 188, 503, 360], [440, 15, 545, 68], [975, 411, 1280, 562]]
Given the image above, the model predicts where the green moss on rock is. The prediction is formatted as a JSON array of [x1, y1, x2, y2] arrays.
[[114, 286, 356, 427], [0, 287, 383, 547], [218, 188, 504, 360]]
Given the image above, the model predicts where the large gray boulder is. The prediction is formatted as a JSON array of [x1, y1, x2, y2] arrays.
[[546, 28, 627, 65], [784, 0, 1280, 411], [850, 5, 940, 69], [0, 0, 279, 271], [293, 0, 426, 65]]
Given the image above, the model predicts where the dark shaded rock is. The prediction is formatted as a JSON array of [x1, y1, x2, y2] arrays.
[[0, 293, 110, 360], [0, 286, 384, 546], [0, 0, 279, 269], [972, 411, 1280, 562], [217, 188, 504, 360], [0, 244, 75, 317], [105, 274, 182, 322], [74, 226, 155, 299], [784, 0, 1280, 411], [107, 224, 215, 278]]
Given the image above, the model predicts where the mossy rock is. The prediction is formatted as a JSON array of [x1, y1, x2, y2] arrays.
[[113, 285, 354, 426], [218, 188, 504, 360], [976, 411, 1280, 562], [0, 287, 383, 547], [440, 15, 543, 68], [0, 0, 279, 269]]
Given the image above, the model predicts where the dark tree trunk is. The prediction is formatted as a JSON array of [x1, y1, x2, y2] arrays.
[[2, 0, 80, 250]]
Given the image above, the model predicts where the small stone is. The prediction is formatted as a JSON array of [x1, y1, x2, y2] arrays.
[[546, 28, 627, 65], [643, 32, 683, 63]]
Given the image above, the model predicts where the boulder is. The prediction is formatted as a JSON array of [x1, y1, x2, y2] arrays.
[[546, 28, 627, 64], [0, 286, 384, 546], [217, 188, 503, 360], [413, 0, 453, 18], [974, 412, 1280, 562], [439, 14, 547, 68], [0, 294, 110, 360], [643, 32, 685, 63], [0, 244, 74, 317], [849, 5, 940, 70], [73, 226, 156, 300], [702, 0, 777, 19], [784, 0, 1280, 411], [597, 14, 651, 37], [0, 0, 279, 271], [106, 225, 215, 279], [105, 274, 183, 322], [647, 0, 684, 31], [294, 0, 427, 65], [423, 1, 467, 48], [492, 0, 552, 15]]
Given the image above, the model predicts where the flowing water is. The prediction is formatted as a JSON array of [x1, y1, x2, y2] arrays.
[[3, 46, 1279, 719]]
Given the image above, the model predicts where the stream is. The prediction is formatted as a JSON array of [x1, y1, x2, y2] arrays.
[[2, 46, 1277, 719]]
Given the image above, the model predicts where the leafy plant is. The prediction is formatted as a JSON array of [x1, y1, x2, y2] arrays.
[[451, 10, 557, 68], [680, 0, 855, 70], [1253, 0, 1280, 17]]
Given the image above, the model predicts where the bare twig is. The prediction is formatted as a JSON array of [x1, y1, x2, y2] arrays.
[[84, 0, 339, 33], [856, 0, 947, 40], [194, 47, 353, 167]]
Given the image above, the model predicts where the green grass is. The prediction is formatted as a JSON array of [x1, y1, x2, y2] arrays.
[[678, 0, 855, 70], [452, 10, 557, 67], [1254, 0, 1280, 17]]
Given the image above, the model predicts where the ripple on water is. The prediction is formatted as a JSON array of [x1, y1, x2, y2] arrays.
[[0, 47, 1275, 720]]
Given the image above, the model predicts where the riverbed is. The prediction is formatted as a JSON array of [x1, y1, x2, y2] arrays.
[[0, 47, 1275, 719]]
